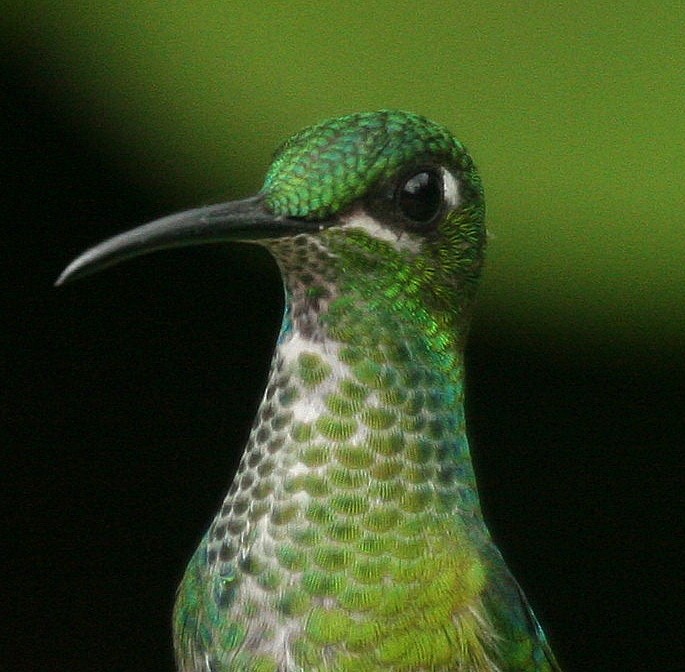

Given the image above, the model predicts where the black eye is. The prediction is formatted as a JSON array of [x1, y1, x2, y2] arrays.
[[396, 169, 443, 224]]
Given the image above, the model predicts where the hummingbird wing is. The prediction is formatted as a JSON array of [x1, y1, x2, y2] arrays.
[[481, 547, 562, 671]]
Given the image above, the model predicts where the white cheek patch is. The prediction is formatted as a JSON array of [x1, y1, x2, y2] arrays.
[[339, 210, 422, 252], [442, 167, 460, 209]]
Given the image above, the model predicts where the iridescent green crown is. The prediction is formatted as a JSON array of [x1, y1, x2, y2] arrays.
[[262, 110, 477, 219]]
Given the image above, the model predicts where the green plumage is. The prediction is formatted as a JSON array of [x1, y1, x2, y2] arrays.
[[264, 111, 468, 219], [59, 110, 560, 671]]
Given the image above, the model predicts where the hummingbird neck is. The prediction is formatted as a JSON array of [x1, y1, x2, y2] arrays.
[[216, 231, 484, 528], [177, 239, 495, 671], [221, 254, 482, 523]]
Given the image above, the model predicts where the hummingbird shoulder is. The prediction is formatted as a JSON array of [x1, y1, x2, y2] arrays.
[[58, 111, 560, 672]]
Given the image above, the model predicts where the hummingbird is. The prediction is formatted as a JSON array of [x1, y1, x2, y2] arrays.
[[58, 111, 560, 672]]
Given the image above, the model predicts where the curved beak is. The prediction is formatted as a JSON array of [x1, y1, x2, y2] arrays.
[[56, 195, 322, 286]]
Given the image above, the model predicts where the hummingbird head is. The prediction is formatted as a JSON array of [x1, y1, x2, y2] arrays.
[[57, 111, 485, 341]]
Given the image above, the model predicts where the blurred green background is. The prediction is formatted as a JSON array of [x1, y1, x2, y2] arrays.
[[3, 3, 682, 672]]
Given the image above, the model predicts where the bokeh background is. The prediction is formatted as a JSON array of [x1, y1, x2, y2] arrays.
[[3, 3, 683, 671]]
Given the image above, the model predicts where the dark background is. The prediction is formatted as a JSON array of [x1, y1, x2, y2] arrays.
[[3, 8, 683, 671]]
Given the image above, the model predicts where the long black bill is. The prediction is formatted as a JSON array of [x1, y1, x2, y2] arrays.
[[55, 195, 322, 286]]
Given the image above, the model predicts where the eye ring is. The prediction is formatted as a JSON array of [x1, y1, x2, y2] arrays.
[[395, 167, 444, 225]]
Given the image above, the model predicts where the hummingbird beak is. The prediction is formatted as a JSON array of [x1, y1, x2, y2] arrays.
[[55, 194, 322, 286]]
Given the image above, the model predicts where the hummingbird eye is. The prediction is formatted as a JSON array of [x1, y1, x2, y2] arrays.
[[396, 168, 444, 224]]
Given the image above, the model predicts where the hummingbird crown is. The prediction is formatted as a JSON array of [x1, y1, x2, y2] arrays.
[[263, 110, 480, 220]]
